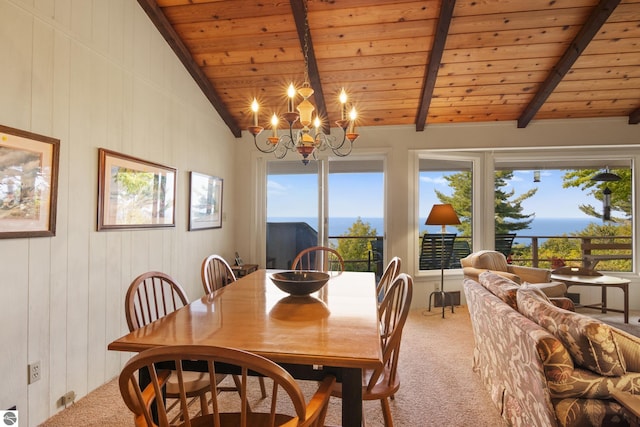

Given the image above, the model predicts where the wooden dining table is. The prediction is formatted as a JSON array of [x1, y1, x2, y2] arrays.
[[108, 269, 383, 427]]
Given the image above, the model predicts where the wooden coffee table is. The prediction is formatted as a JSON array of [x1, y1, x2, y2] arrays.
[[550, 272, 630, 323]]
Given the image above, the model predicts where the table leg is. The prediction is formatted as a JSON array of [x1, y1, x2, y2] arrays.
[[341, 367, 363, 427], [602, 286, 607, 314], [624, 283, 629, 324]]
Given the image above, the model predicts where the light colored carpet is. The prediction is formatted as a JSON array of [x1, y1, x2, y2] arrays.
[[40, 306, 504, 427]]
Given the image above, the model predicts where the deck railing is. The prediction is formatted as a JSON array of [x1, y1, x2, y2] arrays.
[[510, 235, 632, 270], [326, 234, 632, 273]]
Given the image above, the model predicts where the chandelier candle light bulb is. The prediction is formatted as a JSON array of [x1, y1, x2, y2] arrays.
[[340, 88, 347, 120], [287, 84, 296, 112], [251, 99, 259, 127], [271, 114, 279, 137], [349, 107, 357, 134]]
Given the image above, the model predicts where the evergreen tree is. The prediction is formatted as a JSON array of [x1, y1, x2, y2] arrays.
[[435, 170, 536, 235]]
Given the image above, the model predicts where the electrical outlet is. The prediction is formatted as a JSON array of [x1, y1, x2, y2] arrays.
[[28, 361, 40, 384], [61, 391, 76, 406]]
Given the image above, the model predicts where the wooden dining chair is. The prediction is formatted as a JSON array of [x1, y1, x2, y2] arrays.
[[376, 256, 402, 303], [331, 273, 413, 427], [201, 254, 268, 398], [125, 271, 210, 417], [126, 271, 191, 331], [201, 254, 237, 295], [291, 246, 345, 272], [118, 344, 336, 427]]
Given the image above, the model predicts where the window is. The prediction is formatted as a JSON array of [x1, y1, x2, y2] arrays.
[[413, 149, 634, 275], [418, 157, 474, 271], [266, 161, 319, 269], [265, 156, 386, 274], [328, 158, 385, 275], [494, 156, 633, 272]]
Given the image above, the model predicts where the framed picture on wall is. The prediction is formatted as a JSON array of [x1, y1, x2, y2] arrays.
[[97, 148, 176, 230], [189, 171, 223, 230], [0, 124, 60, 239]]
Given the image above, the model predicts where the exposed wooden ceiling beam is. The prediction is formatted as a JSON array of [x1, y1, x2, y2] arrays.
[[630, 107, 640, 125], [415, 0, 456, 131], [290, 0, 329, 134], [136, 0, 241, 137], [517, 0, 621, 128]]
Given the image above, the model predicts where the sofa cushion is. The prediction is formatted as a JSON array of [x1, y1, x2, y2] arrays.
[[471, 250, 509, 271], [478, 271, 519, 309], [517, 286, 626, 377]]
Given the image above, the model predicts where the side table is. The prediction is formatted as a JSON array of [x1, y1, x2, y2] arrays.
[[231, 264, 258, 278], [612, 389, 640, 426], [550, 272, 630, 323]]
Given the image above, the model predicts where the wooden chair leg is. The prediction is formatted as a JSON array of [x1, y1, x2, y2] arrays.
[[380, 397, 394, 427], [258, 377, 267, 398], [199, 392, 209, 415]]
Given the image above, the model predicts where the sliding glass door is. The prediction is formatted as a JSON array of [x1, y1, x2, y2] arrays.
[[265, 156, 386, 274], [266, 161, 319, 269], [328, 158, 385, 276]]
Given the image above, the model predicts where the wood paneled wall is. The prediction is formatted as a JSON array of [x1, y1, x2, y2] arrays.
[[0, 1, 236, 425]]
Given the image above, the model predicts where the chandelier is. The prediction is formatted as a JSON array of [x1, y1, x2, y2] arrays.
[[247, 3, 359, 165]]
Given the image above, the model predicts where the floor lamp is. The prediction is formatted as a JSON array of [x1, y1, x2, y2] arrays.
[[426, 203, 461, 318]]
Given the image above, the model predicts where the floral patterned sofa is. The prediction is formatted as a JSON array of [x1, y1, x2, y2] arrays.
[[464, 271, 640, 427]]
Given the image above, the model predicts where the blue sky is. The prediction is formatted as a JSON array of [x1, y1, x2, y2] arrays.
[[512, 170, 590, 218], [268, 169, 594, 219], [420, 169, 593, 219]]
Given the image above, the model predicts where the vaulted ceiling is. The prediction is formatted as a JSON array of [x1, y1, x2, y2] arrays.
[[138, 0, 640, 138]]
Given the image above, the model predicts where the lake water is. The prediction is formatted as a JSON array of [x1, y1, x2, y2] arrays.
[[268, 216, 597, 238]]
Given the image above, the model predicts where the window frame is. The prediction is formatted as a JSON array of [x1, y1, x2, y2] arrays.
[[411, 151, 482, 277], [411, 148, 638, 277]]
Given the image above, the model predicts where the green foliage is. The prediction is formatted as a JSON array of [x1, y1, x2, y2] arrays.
[[513, 221, 631, 271], [436, 170, 535, 235], [562, 168, 631, 221], [112, 168, 169, 223], [336, 217, 378, 272]]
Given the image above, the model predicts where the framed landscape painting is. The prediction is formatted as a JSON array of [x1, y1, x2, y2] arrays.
[[0, 124, 60, 238], [98, 148, 176, 230], [189, 171, 223, 230]]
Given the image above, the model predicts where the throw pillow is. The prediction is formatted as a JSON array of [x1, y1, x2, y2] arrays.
[[517, 286, 626, 376], [521, 282, 551, 302], [478, 271, 519, 310]]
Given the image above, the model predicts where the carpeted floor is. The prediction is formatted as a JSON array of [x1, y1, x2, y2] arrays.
[[40, 306, 505, 427]]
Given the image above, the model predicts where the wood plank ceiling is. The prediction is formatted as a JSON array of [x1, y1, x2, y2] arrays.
[[139, 0, 640, 138]]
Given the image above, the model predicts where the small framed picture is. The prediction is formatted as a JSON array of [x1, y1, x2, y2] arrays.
[[235, 251, 244, 266], [98, 148, 176, 230], [189, 171, 223, 230], [0, 125, 60, 238]]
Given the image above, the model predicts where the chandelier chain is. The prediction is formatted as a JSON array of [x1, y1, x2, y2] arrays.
[[302, 0, 310, 83]]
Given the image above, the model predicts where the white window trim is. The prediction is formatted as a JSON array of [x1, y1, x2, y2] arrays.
[[410, 148, 638, 277]]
